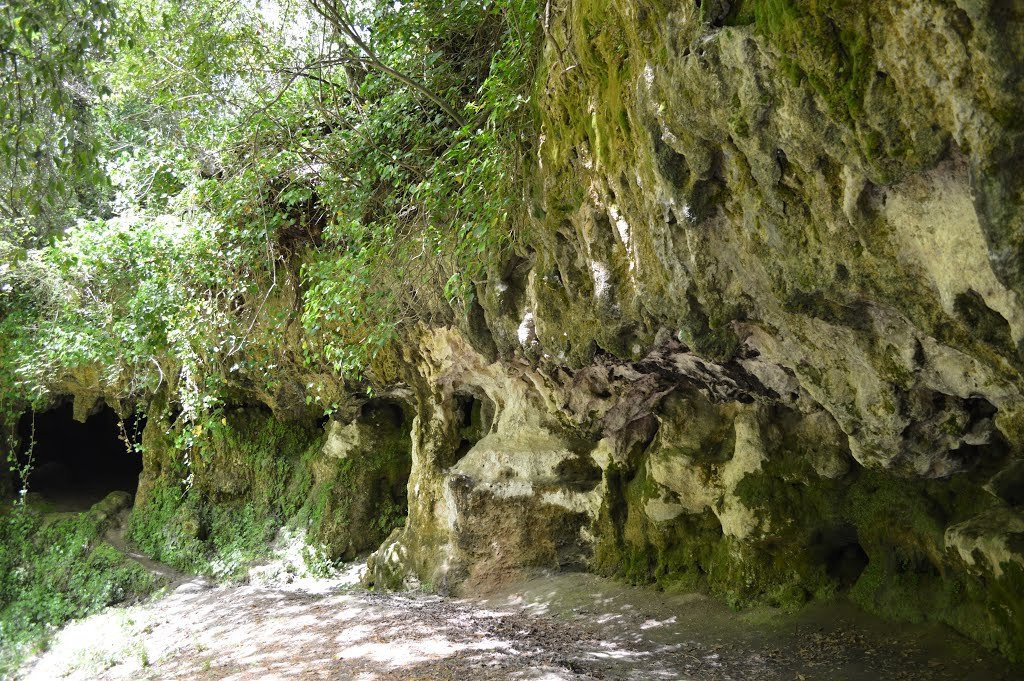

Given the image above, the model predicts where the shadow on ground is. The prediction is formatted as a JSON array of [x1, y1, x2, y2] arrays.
[[18, 572, 1022, 680]]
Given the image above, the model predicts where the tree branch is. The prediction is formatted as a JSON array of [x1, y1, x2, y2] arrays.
[[307, 0, 467, 127]]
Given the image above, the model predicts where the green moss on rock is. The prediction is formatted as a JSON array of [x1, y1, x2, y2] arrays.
[[0, 497, 159, 674], [129, 401, 413, 578]]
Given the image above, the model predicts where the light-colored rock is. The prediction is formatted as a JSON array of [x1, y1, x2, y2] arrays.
[[945, 508, 1024, 578]]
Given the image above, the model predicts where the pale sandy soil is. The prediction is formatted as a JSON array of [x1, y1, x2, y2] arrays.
[[16, 568, 1021, 681]]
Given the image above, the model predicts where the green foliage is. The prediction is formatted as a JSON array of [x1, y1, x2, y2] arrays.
[[0, 0, 117, 224], [0, 0, 307, 431], [0, 213, 280, 440], [296, 0, 540, 375], [0, 502, 159, 674], [1, 0, 541, 424]]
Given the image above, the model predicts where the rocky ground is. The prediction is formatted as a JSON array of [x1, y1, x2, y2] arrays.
[[16, 565, 1021, 681]]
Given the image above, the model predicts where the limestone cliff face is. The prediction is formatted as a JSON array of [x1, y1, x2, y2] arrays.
[[57, 0, 1024, 663], [524, 0, 1024, 473], [361, 0, 1024, 660]]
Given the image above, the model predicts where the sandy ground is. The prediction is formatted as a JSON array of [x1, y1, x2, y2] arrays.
[[16, 564, 1021, 681]]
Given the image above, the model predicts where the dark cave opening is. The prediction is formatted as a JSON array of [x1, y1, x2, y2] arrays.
[[821, 525, 870, 588], [452, 392, 493, 465], [360, 398, 406, 431], [15, 402, 144, 512]]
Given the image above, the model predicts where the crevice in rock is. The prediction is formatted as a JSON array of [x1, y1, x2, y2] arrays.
[[334, 399, 414, 559], [954, 289, 1013, 352], [452, 391, 494, 464], [465, 294, 499, 362], [651, 127, 690, 192], [360, 398, 408, 431], [554, 454, 603, 492], [987, 459, 1024, 506], [496, 253, 532, 317]]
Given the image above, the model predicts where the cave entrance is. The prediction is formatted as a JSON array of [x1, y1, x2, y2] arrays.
[[820, 524, 869, 589], [15, 402, 144, 512]]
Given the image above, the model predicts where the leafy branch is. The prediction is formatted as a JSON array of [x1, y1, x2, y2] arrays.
[[306, 0, 467, 127]]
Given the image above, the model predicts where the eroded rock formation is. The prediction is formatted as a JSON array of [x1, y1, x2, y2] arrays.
[[363, 0, 1024, 659], [41, 0, 1024, 663]]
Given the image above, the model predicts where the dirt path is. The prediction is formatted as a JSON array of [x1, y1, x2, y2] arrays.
[[102, 512, 195, 587], [17, 566, 1021, 681]]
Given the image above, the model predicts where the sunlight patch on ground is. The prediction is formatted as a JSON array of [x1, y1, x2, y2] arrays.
[[19, 571, 1022, 680]]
